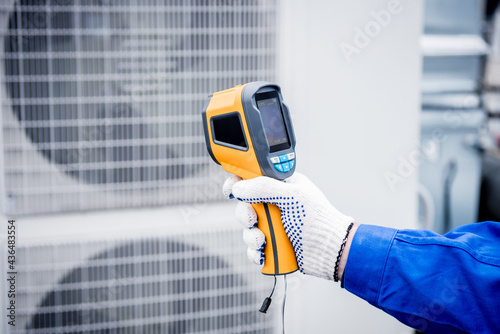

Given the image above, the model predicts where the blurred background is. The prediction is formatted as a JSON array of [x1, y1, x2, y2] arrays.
[[0, 0, 499, 333]]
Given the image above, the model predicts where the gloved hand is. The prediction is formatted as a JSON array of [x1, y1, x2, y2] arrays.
[[223, 172, 354, 281]]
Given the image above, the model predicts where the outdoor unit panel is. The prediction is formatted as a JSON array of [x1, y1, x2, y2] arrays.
[[421, 0, 487, 96], [419, 110, 485, 233], [2, 225, 275, 334], [423, 0, 481, 35], [0, 1, 279, 333], [0, 0, 277, 215]]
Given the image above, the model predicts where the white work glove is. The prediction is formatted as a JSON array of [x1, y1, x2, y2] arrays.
[[223, 172, 354, 281]]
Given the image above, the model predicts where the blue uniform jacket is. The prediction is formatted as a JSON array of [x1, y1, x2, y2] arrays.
[[343, 222, 500, 333]]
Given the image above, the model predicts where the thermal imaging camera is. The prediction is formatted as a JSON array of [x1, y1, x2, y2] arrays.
[[202, 82, 298, 276]]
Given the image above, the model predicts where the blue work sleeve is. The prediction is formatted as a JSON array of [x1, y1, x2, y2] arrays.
[[343, 222, 500, 334]]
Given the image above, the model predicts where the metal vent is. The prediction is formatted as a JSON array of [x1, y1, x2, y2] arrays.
[[0, 0, 277, 215], [7, 229, 274, 333]]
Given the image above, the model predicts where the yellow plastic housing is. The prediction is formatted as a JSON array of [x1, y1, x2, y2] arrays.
[[204, 83, 298, 275]]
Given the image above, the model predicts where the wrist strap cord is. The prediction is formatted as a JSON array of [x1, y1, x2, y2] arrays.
[[259, 276, 276, 313], [259, 275, 288, 334], [334, 222, 355, 281]]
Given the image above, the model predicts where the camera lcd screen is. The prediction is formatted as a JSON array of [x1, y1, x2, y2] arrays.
[[256, 92, 290, 152]]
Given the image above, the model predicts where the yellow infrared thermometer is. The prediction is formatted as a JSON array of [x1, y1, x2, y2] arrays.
[[202, 82, 299, 276]]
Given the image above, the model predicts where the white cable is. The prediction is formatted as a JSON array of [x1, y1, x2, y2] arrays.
[[282, 275, 287, 334]]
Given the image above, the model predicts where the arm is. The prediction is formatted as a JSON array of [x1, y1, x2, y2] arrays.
[[224, 174, 500, 333], [342, 222, 500, 334]]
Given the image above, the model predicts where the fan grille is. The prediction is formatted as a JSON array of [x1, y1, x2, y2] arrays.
[[0, 0, 277, 215], [7, 229, 275, 333]]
